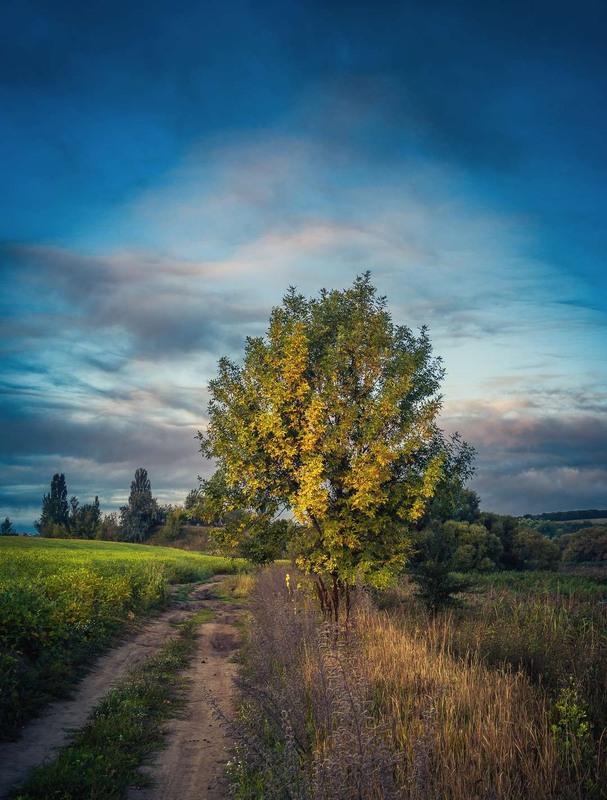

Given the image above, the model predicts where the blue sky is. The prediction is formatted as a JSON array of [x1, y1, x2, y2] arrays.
[[1, 0, 606, 530]]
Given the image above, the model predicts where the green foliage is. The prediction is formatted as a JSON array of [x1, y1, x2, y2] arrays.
[[420, 484, 480, 527], [0, 517, 16, 536], [0, 536, 244, 740], [120, 468, 160, 543], [408, 523, 471, 612], [512, 526, 560, 570], [551, 678, 591, 748], [35, 473, 70, 534], [236, 518, 293, 565], [160, 507, 186, 541], [192, 470, 232, 526], [95, 513, 121, 541], [561, 526, 607, 564], [478, 512, 520, 569], [549, 678, 600, 796], [200, 274, 473, 589], [69, 496, 102, 539], [450, 520, 502, 572]]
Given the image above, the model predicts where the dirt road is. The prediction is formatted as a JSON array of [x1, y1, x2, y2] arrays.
[[0, 578, 244, 799], [129, 598, 244, 800]]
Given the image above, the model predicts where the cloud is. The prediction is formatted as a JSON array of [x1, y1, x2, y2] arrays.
[[2, 243, 268, 360], [0, 396, 214, 531], [442, 398, 607, 514], [2, 130, 606, 528]]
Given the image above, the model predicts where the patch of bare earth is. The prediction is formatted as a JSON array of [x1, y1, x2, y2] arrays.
[[0, 578, 242, 799], [129, 601, 244, 800]]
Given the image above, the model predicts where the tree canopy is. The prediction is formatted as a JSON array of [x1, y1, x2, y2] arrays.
[[200, 274, 473, 589], [1, 517, 16, 536], [35, 473, 70, 535], [120, 468, 160, 543]]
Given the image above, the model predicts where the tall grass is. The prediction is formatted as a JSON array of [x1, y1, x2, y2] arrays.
[[230, 566, 606, 799]]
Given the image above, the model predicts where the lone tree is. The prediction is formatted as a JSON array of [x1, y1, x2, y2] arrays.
[[35, 473, 70, 535], [200, 274, 473, 617], [120, 468, 160, 543]]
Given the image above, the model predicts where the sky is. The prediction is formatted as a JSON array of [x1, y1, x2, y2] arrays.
[[1, 0, 606, 531]]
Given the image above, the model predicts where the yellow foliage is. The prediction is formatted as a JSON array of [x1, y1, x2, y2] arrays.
[[201, 275, 474, 587]]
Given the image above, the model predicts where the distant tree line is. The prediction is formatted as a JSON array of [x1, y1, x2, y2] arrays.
[[33, 469, 166, 543], [523, 509, 607, 522], [28, 468, 215, 543], [27, 471, 607, 578]]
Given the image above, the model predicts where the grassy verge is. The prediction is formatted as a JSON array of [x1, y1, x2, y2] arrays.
[[213, 572, 256, 603], [8, 621, 198, 800]]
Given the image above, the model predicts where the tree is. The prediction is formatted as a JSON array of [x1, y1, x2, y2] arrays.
[[35, 473, 70, 536], [418, 483, 480, 528], [96, 512, 121, 541], [192, 470, 292, 563], [184, 488, 205, 524], [409, 523, 471, 613], [70, 496, 102, 539], [450, 521, 502, 572], [479, 512, 520, 570], [0, 517, 16, 536], [120, 468, 160, 543], [560, 526, 607, 565], [200, 274, 473, 611], [512, 527, 560, 570]]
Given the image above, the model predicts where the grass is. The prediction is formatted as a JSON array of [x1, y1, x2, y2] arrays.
[[214, 572, 256, 603], [0, 536, 247, 740], [7, 621, 199, 800], [189, 608, 216, 624], [229, 566, 607, 800]]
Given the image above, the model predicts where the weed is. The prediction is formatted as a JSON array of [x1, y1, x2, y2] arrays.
[[229, 565, 607, 799], [6, 622, 197, 799]]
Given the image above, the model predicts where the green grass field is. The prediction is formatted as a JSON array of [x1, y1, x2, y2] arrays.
[[0, 536, 246, 740]]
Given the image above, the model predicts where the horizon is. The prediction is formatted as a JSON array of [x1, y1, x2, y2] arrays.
[[1, 0, 606, 530]]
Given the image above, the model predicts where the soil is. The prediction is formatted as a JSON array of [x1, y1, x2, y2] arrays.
[[129, 599, 243, 800], [0, 578, 244, 799]]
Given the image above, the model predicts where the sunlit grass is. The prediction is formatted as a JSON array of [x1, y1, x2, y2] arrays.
[[230, 566, 607, 800]]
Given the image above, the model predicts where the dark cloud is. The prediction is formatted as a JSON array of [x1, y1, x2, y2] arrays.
[[445, 404, 607, 514]]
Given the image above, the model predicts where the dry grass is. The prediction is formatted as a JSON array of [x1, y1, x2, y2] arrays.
[[230, 566, 606, 800]]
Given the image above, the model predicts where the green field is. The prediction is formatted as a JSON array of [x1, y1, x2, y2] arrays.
[[0, 536, 246, 740]]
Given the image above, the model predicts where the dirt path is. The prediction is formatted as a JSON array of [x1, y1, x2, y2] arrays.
[[129, 599, 244, 800], [0, 578, 242, 799]]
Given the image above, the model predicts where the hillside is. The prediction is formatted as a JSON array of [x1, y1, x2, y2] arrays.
[[145, 524, 214, 552]]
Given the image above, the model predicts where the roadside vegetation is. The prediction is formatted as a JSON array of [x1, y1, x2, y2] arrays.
[[229, 565, 607, 800], [7, 620, 198, 800], [0, 536, 245, 740]]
